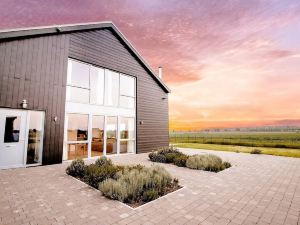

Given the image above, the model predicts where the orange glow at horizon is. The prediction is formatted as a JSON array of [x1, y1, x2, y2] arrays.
[[1, 0, 300, 130]]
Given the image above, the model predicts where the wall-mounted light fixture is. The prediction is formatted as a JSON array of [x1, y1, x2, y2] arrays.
[[21, 99, 28, 109], [139, 120, 144, 125], [53, 116, 58, 122], [162, 97, 167, 100]]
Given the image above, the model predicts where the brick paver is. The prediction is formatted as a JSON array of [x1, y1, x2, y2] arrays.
[[0, 148, 299, 225]]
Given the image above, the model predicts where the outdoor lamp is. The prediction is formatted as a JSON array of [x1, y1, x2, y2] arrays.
[[21, 99, 28, 109]]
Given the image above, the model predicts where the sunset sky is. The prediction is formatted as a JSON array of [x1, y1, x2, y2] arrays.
[[1, 0, 300, 130]]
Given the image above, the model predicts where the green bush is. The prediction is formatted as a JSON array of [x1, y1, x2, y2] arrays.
[[173, 155, 188, 167], [99, 165, 174, 203], [142, 189, 159, 202], [148, 152, 156, 161], [165, 152, 184, 163], [186, 154, 225, 172], [223, 161, 232, 168], [157, 146, 181, 156], [95, 156, 113, 167], [250, 149, 262, 154], [84, 164, 119, 188], [149, 146, 183, 164], [66, 159, 86, 178], [149, 153, 167, 163]]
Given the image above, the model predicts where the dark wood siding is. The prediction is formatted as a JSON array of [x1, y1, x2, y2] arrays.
[[0, 27, 169, 165], [68, 28, 169, 153], [0, 35, 69, 164]]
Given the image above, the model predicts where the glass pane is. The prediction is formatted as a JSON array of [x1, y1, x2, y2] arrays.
[[67, 60, 90, 88], [120, 74, 135, 97], [120, 140, 135, 154], [119, 96, 135, 109], [106, 116, 117, 154], [66, 86, 89, 104], [120, 117, 135, 139], [4, 116, 20, 143], [27, 112, 43, 164], [90, 67, 104, 105], [92, 115, 104, 157], [67, 114, 88, 141], [68, 143, 88, 160], [105, 70, 119, 106]]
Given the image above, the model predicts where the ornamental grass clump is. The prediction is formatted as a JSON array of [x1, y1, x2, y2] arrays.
[[99, 165, 178, 204], [186, 154, 230, 172]]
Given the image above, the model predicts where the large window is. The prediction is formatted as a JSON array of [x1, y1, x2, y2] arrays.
[[65, 59, 136, 160], [67, 59, 135, 108]]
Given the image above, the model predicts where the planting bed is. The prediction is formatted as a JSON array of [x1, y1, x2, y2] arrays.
[[66, 157, 181, 208], [149, 146, 231, 172]]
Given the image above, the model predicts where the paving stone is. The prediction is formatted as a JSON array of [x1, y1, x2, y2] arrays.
[[0, 148, 299, 225]]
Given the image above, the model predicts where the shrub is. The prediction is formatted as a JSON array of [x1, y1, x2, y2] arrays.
[[250, 149, 262, 154], [157, 146, 181, 156], [165, 152, 184, 163], [173, 155, 188, 167], [142, 189, 159, 202], [148, 152, 156, 161], [149, 146, 183, 164], [223, 161, 231, 168], [186, 154, 225, 172], [66, 159, 86, 178], [149, 153, 166, 163], [99, 165, 174, 203], [84, 164, 119, 188], [95, 156, 113, 167]]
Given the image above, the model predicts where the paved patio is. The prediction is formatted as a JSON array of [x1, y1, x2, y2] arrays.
[[0, 148, 299, 225]]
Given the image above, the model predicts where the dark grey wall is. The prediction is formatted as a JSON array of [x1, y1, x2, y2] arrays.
[[0, 35, 69, 164], [0, 27, 169, 164]]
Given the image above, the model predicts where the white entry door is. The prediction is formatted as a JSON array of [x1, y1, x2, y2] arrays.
[[0, 109, 44, 169], [0, 109, 27, 169]]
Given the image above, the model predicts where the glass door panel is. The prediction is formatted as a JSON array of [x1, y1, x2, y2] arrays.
[[92, 115, 104, 157], [120, 117, 135, 154], [106, 116, 117, 155], [26, 111, 44, 164], [67, 114, 88, 159]]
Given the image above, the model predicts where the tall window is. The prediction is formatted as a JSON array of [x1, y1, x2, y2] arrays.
[[66, 60, 90, 104], [66, 114, 89, 160], [90, 67, 105, 105], [120, 74, 135, 109], [67, 59, 135, 108], [120, 117, 135, 154], [106, 117, 117, 155], [104, 70, 119, 106], [92, 115, 104, 157]]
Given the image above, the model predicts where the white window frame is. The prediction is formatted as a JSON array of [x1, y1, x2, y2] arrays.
[[64, 59, 137, 160]]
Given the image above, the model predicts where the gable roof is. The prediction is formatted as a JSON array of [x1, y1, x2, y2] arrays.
[[0, 21, 170, 93]]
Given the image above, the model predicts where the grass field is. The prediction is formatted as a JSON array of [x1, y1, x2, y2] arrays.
[[170, 132, 300, 149], [173, 143, 300, 158]]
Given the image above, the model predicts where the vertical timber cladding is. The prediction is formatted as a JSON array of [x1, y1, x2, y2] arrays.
[[0, 34, 69, 164], [68, 28, 169, 153]]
